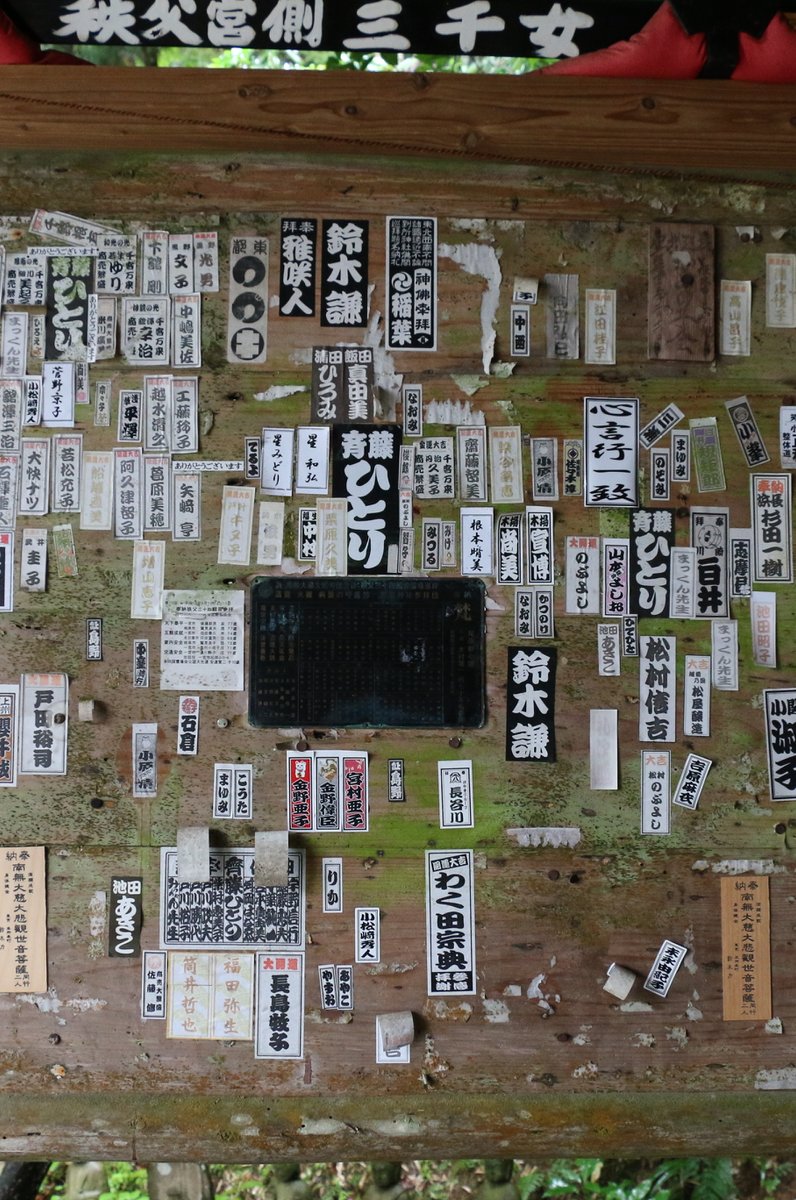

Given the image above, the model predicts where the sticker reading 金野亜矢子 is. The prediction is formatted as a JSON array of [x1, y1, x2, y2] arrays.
[[425, 850, 475, 997], [160, 589, 244, 692]]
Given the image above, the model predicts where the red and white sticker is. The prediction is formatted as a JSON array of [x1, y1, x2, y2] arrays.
[[287, 751, 314, 833], [177, 696, 199, 756], [641, 751, 670, 836], [342, 753, 369, 833]]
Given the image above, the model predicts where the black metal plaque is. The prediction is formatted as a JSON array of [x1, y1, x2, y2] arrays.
[[249, 577, 486, 728]]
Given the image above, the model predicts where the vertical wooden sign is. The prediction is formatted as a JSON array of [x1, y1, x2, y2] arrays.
[[648, 224, 715, 362], [720, 875, 772, 1021]]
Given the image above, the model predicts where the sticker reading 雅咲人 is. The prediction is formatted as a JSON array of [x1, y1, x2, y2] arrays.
[[279, 217, 316, 317], [425, 849, 475, 997], [355, 907, 380, 964], [721, 876, 772, 1022], [0, 847, 47, 993], [438, 760, 474, 829]]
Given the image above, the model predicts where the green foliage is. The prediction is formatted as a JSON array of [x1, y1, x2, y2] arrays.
[[96, 1162, 149, 1200]]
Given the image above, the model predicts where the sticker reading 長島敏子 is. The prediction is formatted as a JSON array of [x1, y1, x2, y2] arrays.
[[255, 951, 304, 1060], [584, 397, 638, 507], [438, 760, 474, 829], [764, 689, 796, 801], [425, 849, 475, 997], [385, 216, 436, 352], [160, 589, 244, 692], [0, 846, 47, 993], [506, 645, 556, 763], [161, 847, 305, 952], [639, 636, 676, 743]]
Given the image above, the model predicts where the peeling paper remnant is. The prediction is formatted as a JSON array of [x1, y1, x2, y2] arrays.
[[439, 241, 502, 375], [424, 398, 484, 426], [254, 385, 306, 402], [756, 1067, 796, 1090], [506, 827, 581, 849], [692, 859, 786, 876]]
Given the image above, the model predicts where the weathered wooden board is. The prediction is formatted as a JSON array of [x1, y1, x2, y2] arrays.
[[0, 70, 795, 1162]]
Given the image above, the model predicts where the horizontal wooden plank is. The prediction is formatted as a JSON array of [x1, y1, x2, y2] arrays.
[[0, 68, 794, 174]]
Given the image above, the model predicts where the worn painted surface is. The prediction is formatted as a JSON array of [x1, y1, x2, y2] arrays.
[[1, 72, 796, 1160]]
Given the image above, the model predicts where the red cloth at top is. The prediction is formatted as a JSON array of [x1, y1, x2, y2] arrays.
[[0, 11, 87, 65], [541, 1, 796, 82]]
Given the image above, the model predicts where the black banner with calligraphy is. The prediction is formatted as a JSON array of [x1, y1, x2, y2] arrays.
[[332, 423, 401, 574], [506, 645, 556, 763], [18, 2, 659, 57]]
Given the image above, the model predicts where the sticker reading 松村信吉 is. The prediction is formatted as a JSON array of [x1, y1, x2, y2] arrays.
[[355, 907, 380, 964], [673, 752, 712, 811], [385, 216, 436, 352], [0, 846, 47, 993], [160, 589, 244, 692], [506, 646, 556, 763], [644, 939, 688, 998], [721, 875, 772, 1022], [20, 673, 68, 776], [321, 219, 368, 328], [683, 655, 711, 737], [213, 763, 253, 820], [160, 846, 305, 951], [109, 877, 143, 958], [141, 950, 166, 1020], [584, 397, 638, 507], [322, 858, 343, 914], [227, 236, 268, 365], [730, 527, 752, 596], [167, 951, 254, 1041], [425, 849, 475, 997], [764, 688, 796, 801], [438, 760, 474, 829], [639, 636, 676, 743], [255, 951, 304, 1060], [641, 751, 670, 835]]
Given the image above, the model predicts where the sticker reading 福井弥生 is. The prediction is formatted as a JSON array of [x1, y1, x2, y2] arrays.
[[132, 723, 157, 798], [321, 219, 368, 329], [20, 529, 46, 594], [683, 655, 711, 737], [438, 760, 474, 829], [279, 218, 316, 318], [217, 485, 254, 567], [725, 396, 769, 467], [160, 589, 244, 691], [751, 474, 792, 584], [641, 750, 670, 835], [584, 287, 615, 365], [167, 951, 254, 1041], [227, 236, 268, 365], [141, 950, 166, 1020], [565, 535, 599, 615], [355, 906, 380, 964], [425, 849, 475, 997], [457, 426, 487, 502], [584, 397, 638, 507], [752, 591, 777, 669], [673, 752, 712, 811], [109, 877, 143, 959], [414, 436, 454, 500], [257, 500, 285, 566], [460, 507, 494, 577], [385, 216, 436, 351], [489, 426, 523, 505], [644, 939, 687, 997], [690, 417, 726, 492], [639, 636, 676, 743], [160, 847, 305, 951], [255, 951, 304, 1060], [0, 846, 47, 993], [506, 645, 556, 763], [721, 876, 772, 1022], [711, 620, 738, 692], [177, 696, 199, 756], [322, 857, 343, 914]]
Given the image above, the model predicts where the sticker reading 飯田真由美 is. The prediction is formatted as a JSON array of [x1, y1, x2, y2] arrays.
[[425, 849, 475, 997]]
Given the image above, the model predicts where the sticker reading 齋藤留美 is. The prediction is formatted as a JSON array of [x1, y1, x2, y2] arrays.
[[161, 847, 305, 951], [0, 847, 47, 993], [438, 760, 474, 829], [584, 397, 638, 507], [641, 750, 670, 835], [321, 219, 368, 328], [109, 877, 143, 958], [160, 589, 245, 692], [322, 858, 343, 914], [639, 637, 676, 743], [506, 646, 556, 763], [227, 236, 268, 365], [255, 951, 304, 1060], [425, 849, 475, 997], [673, 752, 712, 811], [721, 876, 772, 1022], [457, 426, 487, 502], [355, 907, 380, 964], [385, 216, 436, 352]]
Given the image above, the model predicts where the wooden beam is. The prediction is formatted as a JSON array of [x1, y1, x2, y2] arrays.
[[0, 68, 794, 174]]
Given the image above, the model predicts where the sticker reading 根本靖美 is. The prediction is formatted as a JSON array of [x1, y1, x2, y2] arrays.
[[425, 849, 475, 997], [460, 507, 494, 577], [458, 426, 487, 502]]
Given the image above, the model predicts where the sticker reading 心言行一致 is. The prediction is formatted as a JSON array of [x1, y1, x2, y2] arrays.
[[425, 849, 475, 997], [584, 397, 638, 507]]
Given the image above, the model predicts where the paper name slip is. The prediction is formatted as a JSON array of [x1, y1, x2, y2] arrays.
[[0, 847, 47, 993], [721, 876, 772, 1022], [160, 589, 244, 691]]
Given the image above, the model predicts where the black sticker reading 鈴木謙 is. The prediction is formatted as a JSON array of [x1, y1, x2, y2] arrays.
[[321, 219, 368, 328], [506, 645, 556, 763]]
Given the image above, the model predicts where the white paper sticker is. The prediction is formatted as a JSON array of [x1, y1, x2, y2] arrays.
[[671, 430, 690, 482], [602, 537, 629, 617], [764, 688, 796, 800], [0, 531, 13, 611], [255, 951, 304, 1059], [711, 620, 738, 691], [51, 433, 82, 515], [425, 850, 475, 997], [167, 951, 254, 1041], [650, 448, 670, 502], [171, 377, 199, 454], [751, 591, 777, 669], [23, 377, 42, 428], [669, 546, 695, 620], [141, 950, 166, 1020], [20, 528, 46, 593], [118, 388, 143, 443], [161, 589, 244, 691], [414, 437, 455, 499], [441, 519, 456, 569], [30, 209, 119, 247], [766, 253, 796, 327], [121, 298, 170, 366], [168, 235, 194, 295], [140, 231, 169, 296], [355, 906, 381, 964], [720, 280, 751, 356], [143, 454, 171, 534], [95, 297, 117, 360], [143, 375, 171, 453], [318, 964, 337, 1010], [113, 447, 143, 540], [218, 485, 254, 566], [131, 539, 165, 620], [488, 426, 523, 504], [584, 287, 616, 365], [172, 294, 201, 369], [0, 453, 19, 527], [683, 654, 711, 737], [438, 760, 474, 829], [639, 402, 684, 451], [261, 427, 294, 497], [133, 639, 149, 689], [402, 383, 423, 438], [322, 857, 343, 914], [194, 232, 219, 294], [590, 708, 617, 789], [726, 396, 769, 467], [42, 362, 75, 428], [639, 636, 676, 743], [460, 507, 493, 576], [132, 722, 158, 797], [256, 500, 285, 566], [596, 624, 621, 677], [729, 527, 752, 599], [172, 471, 201, 541], [79, 450, 113, 531], [673, 753, 712, 811], [96, 232, 137, 296], [531, 436, 558, 501], [295, 426, 330, 496], [780, 406, 796, 469], [20, 672, 68, 776], [692, 507, 729, 618], [510, 303, 530, 357], [421, 518, 441, 571], [457, 426, 487, 502], [644, 939, 687, 997], [565, 535, 599, 614], [177, 696, 200, 756], [545, 272, 578, 360], [525, 506, 554, 585], [213, 763, 253, 820], [228, 236, 268, 365], [751, 474, 792, 583], [641, 750, 670, 836], [94, 378, 111, 427], [316, 497, 347, 576], [4, 252, 45, 307], [1, 312, 28, 378], [376, 1015, 411, 1064], [584, 397, 638, 507]]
